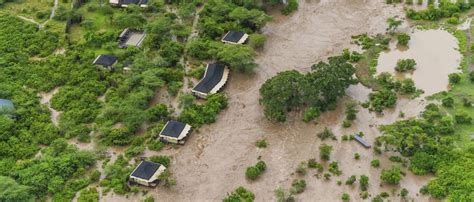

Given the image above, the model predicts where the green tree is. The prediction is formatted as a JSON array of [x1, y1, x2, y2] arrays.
[[223, 187, 255, 202], [319, 143, 333, 161], [217, 45, 257, 73]]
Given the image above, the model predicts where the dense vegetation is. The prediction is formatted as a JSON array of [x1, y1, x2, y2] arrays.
[[259, 55, 357, 121], [0, 0, 279, 199], [378, 103, 474, 200]]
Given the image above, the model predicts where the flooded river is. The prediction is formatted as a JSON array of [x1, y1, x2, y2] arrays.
[[377, 29, 462, 96], [101, 1, 450, 202]]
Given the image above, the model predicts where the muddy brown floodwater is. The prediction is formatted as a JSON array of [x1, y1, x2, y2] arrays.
[[101, 1, 440, 202], [377, 29, 462, 96]]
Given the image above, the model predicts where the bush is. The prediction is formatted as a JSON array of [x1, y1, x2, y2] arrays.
[[448, 73, 461, 84], [345, 175, 356, 185], [296, 161, 307, 176], [469, 71, 474, 82], [328, 161, 342, 176], [245, 161, 267, 180], [149, 156, 172, 167], [317, 127, 336, 140], [442, 97, 454, 108], [395, 59, 416, 72], [354, 153, 360, 160], [255, 139, 268, 148], [223, 186, 255, 202], [248, 34, 266, 50], [380, 166, 403, 185], [401, 188, 409, 198], [455, 112, 472, 124], [281, 0, 298, 15], [397, 33, 411, 46], [371, 159, 380, 167], [319, 144, 333, 161], [359, 175, 369, 191], [290, 179, 306, 194], [342, 193, 350, 201], [303, 107, 320, 122], [307, 159, 323, 172]]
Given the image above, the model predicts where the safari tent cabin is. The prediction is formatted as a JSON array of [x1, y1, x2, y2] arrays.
[[93, 55, 118, 69], [353, 134, 371, 148], [159, 121, 192, 144], [221, 31, 249, 44], [110, 0, 148, 7], [0, 99, 14, 114], [129, 160, 166, 187], [191, 63, 229, 99], [118, 28, 146, 48]]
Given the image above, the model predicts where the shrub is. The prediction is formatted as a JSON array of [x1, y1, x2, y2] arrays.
[[248, 34, 266, 50], [469, 71, 474, 82], [342, 193, 350, 201], [281, 0, 298, 15], [360, 191, 369, 199], [307, 159, 323, 172], [317, 127, 336, 140], [395, 59, 416, 72], [397, 33, 411, 46], [274, 188, 294, 202], [380, 166, 403, 185], [290, 179, 306, 194], [442, 97, 454, 108], [303, 107, 320, 122], [328, 161, 342, 176], [245, 161, 267, 180], [371, 159, 380, 167], [255, 139, 268, 148], [455, 112, 472, 124], [149, 156, 172, 167], [324, 173, 331, 180], [389, 155, 403, 163], [223, 187, 255, 202], [319, 144, 333, 161], [354, 153, 360, 160], [345, 175, 356, 185], [401, 188, 409, 198], [296, 162, 307, 176], [448, 73, 461, 84], [359, 175, 369, 191]]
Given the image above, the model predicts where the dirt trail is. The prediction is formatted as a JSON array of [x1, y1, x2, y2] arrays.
[[103, 1, 435, 201], [17, 0, 58, 29], [39, 87, 61, 126]]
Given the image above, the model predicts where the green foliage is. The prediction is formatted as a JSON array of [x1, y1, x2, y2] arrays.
[[319, 144, 332, 161], [371, 159, 380, 167], [307, 159, 323, 172], [380, 166, 403, 185], [0, 176, 35, 202], [296, 161, 307, 176], [359, 175, 369, 191], [149, 155, 172, 167], [303, 107, 320, 122], [248, 34, 266, 50], [345, 175, 356, 185], [328, 161, 342, 176], [395, 59, 416, 72], [179, 93, 228, 128], [386, 17, 402, 32], [101, 155, 133, 195], [223, 186, 255, 202], [255, 139, 268, 148], [281, 0, 298, 15], [406, 2, 471, 21], [274, 187, 294, 202], [449, 73, 461, 84], [290, 179, 306, 194], [78, 188, 99, 202], [217, 45, 257, 73], [397, 33, 411, 46], [341, 193, 350, 201], [260, 55, 357, 121], [317, 127, 336, 140], [367, 89, 397, 113], [442, 97, 454, 108], [245, 161, 267, 180]]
